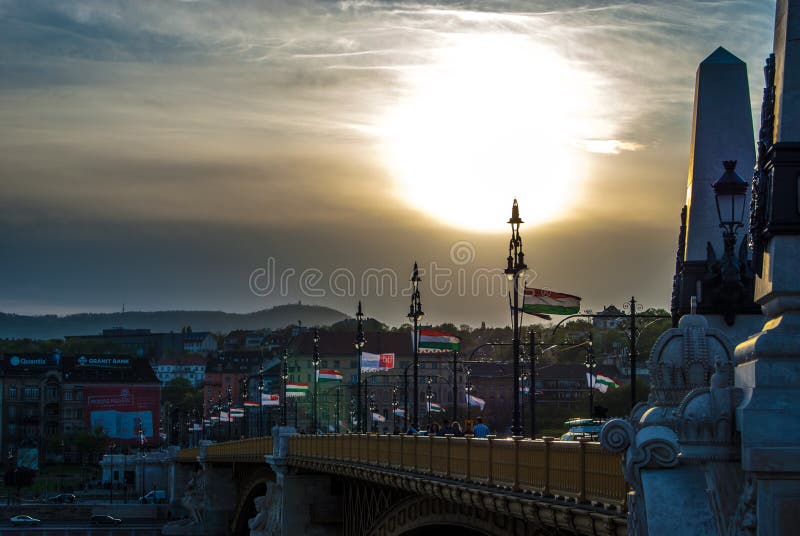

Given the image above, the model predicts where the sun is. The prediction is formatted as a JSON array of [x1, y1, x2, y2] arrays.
[[379, 34, 602, 232]]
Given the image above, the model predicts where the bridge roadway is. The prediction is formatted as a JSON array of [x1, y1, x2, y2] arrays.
[[177, 434, 628, 535]]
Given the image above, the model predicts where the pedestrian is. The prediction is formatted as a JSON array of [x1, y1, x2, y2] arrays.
[[473, 417, 489, 438], [440, 419, 454, 435], [451, 421, 464, 436], [429, 422, 441, 436]]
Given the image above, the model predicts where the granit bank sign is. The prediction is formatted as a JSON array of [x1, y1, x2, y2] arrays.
[[76, 356, 132, 368]]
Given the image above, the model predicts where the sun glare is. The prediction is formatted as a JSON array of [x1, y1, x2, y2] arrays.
[[379, 34, 604, 232]]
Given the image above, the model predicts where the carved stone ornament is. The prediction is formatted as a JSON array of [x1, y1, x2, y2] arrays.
[[248, 482, 282, 536]]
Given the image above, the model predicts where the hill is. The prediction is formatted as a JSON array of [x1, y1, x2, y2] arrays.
[[0, 303, 350, 340]]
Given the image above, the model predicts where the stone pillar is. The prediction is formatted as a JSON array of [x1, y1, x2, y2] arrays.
[[672, 46, 762, 340], [735, 2, 800, 534], [265, 425, 339, 535]]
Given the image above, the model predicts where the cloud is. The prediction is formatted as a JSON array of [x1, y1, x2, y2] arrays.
[[581, 139, 645, 154]]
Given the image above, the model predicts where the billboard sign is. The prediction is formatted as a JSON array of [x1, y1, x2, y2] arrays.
[[85, 385, 160, 442]]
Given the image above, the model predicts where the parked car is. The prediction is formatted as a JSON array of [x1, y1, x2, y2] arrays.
[[90, 515, 122, 525], [10, 514, 41, 525], [138, 489, 167, 504], [47, 493, 77, 504]]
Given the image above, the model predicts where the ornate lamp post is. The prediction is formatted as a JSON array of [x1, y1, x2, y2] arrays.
[[257, 363, 265, 437], [240, 377, 249, 439], [425, 376, 434, 431], [503, 199, 527, 437], [465, 367, 473, 424], [368, 394, 376, 433], [281, 349, 289, 427], [226, 385, 233, 440], [312, 328, 321, 434], [408, 262, 424, 429], [354, 302, 366, 433], [711, 160, 750, 325], [529, 329, 537, 439], [391, 386, 399, 434], [583, 339, 596, 419]]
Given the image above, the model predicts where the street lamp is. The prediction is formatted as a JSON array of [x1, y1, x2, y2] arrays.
[[108, 442, 116, 505], [257, 362, 265, 437], [391, 386, 399, 434], [281, 349, 289, 427], [226, 385, 233, 440], [312, 328, 321, 434], [425, 376, 434, 431], [354, 302, 366, 433], [583, 338, 596, 419], [408, 262, 424, 430], [503, 199, 527, 437], [528, 329, 538, 439], [240, 377, 249, 439], [711, 160, 750, 325], [465, 367, 473, 424], [368, 393, 376, 433]]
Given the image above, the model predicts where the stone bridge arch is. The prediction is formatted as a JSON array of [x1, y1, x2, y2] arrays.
[[366, 495, 547, 536], [230, 466, 276, 536]]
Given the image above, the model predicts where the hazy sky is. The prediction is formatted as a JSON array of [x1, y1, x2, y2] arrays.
[[0, 1, 777, 327]]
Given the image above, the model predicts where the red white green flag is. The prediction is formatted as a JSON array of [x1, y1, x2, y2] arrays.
[[523, 288, 581, 316], [426, 401, 445, 413], [317, 369, 343, 382], [286, 382, 309, 397], [244, 401, 260, 408], [416, 329, 460, 353]]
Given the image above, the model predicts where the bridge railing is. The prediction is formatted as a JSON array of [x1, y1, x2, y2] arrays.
[[288, 434, 626, 509], [174, 437, 274, 464]]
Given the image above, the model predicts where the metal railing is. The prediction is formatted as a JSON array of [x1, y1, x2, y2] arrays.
[[289, 434, 626, 508], [176, 434, 626, 509]]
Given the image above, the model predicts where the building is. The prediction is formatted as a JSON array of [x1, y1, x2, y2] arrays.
[[592, 306, 625, 330], [151, 354, 207, 387], [60, 355, 161, 460], [182, 332, 218, 354], [65, 328, 185, 359], [0, 353, 61, 466]]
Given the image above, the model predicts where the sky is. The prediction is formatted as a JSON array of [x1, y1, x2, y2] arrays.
[[0, 0, 777, 327]]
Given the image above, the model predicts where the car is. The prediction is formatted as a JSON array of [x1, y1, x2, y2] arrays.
[[10, 515, 41, 525], [90, 514, 122, 525], [47, 493, 77, 504]]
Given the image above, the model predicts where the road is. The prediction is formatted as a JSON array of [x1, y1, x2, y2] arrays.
[[0, 519, 165, 534]]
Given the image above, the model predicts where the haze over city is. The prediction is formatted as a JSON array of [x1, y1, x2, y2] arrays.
[[0, 1, 776, 327]]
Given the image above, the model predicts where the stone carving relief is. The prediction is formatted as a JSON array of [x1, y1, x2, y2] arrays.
[[163, 466, 210, 535], [248, 482, 282, 536]]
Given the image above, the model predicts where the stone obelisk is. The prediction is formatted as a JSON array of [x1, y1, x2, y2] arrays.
[[672, 46, 762, 343], [735, 1, 800, 534]]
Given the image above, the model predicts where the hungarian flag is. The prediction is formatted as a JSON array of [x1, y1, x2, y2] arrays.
[[244, 401, 260, 408], [523, 288, 581, 316], [261, 393, 280, 406], [372, 412, 386, 423], [286, 382, 308, 397], [317, 369, 343, 382], [416, 329, 460, 353], [393, 408, 406, 417], [586, 373, 620, 393], [219, 411, 230, 422], [426, 401, 445, 413], [465, 394, 486, 410], [361, 352, 395, 371], [230, 407, 245, 418]]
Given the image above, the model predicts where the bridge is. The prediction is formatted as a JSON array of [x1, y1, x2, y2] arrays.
[[166, 430, 627, 536]]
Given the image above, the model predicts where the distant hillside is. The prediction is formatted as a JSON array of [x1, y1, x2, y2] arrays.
[[0, 304, 350, 340]]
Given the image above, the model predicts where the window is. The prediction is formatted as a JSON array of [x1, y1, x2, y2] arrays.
[[47, 386, 58, 400], [64, 390, 73, 401], [8, 406, 16, 419], [75, 390, 84, 401], [334, 360, 340, 369], [8, 386, 17, 400]]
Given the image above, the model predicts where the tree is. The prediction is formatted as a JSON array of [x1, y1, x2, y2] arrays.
[[74, 426, 110, 464]]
